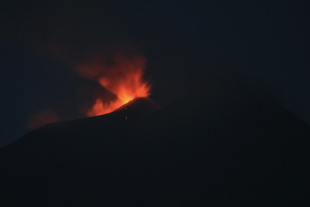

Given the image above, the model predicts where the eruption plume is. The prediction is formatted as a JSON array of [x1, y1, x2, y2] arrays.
[[76, 51, 151, 116]]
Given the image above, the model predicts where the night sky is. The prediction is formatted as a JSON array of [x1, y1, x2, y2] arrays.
[[1, 0, 309, 147]]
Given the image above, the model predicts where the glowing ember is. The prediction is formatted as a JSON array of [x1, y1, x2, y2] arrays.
[[76, 51, 151, 116]]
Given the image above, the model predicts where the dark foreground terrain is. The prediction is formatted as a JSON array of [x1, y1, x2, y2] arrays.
[[0, 80, 309, 206]]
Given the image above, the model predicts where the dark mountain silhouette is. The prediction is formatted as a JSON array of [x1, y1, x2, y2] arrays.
[[0, 80, 310, 206]]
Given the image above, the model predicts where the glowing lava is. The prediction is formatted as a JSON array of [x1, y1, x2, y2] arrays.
[[76, 51, 151, 117]]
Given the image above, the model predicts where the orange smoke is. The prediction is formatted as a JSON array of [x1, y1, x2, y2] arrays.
[[76, 51, 151, 116], [27, 109, 60, 130]]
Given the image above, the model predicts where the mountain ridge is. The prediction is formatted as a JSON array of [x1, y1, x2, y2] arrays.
[[0, 86, 309, 206]]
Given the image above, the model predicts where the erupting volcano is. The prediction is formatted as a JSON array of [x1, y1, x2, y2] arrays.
[[76, 51, 151, 117]]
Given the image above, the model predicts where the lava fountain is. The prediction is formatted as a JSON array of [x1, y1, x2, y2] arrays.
[[76, 51, 151, 116]]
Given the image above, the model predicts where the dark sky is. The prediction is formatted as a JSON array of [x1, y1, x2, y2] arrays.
[[0, 0, 309, 147]]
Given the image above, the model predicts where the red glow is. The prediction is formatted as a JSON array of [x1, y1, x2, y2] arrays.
[[76, 51, 151, 116], [86, 98, 123, 117], [27, 110, 60, 130]]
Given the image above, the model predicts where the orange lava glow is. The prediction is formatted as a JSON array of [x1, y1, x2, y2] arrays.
[[86, 98, 123, 117], [76, 51, 151, 116]]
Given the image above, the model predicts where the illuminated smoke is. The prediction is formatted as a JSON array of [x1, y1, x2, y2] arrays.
[[76, 50, 151, 116], [27, 109, 60, 130]]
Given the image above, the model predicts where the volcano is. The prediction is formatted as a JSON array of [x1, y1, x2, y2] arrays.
[[0, 83, 310, 206]]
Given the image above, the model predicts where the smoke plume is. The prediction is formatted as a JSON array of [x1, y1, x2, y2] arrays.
[[75, 50, 151, 116]]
